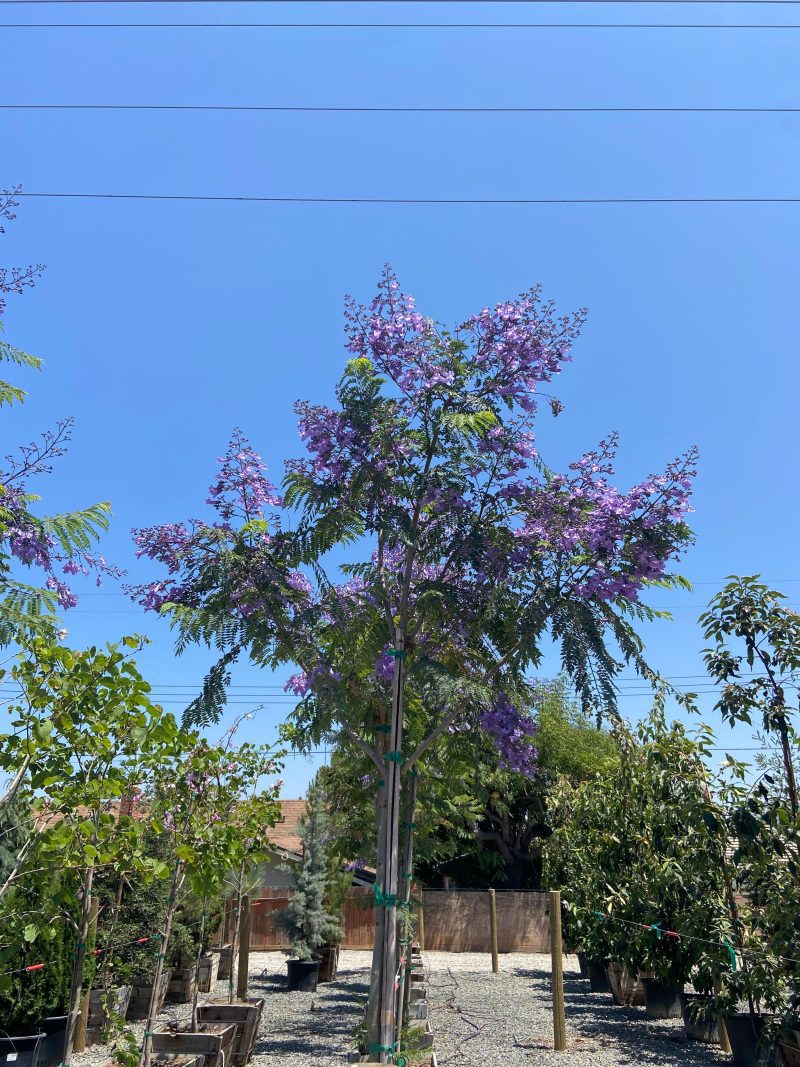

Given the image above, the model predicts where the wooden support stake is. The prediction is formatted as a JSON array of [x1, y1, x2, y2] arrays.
[[236, 894, 251, 1001], [549, 890, 567, 1052], [714, 979, 732, 1054], [488, 889, 499, 974], [74, 895, 100, 1053], [417, 902, 425, 952]]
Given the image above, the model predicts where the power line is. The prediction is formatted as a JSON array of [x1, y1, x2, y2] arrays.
[[14, 192, 800, 204], [4, 18, 800, 26], [8, 0, 800, 4], [5, 103, 800, 113]]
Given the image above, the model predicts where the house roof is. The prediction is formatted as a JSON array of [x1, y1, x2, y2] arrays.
[[267, 798, 306, 855]]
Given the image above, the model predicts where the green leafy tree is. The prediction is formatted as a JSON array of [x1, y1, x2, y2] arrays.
[[139, 738, 283, 1066], [0, 637, 187, 1062]]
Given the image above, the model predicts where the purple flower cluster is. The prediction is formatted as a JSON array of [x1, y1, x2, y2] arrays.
[[515, 436, 698, 601], [372, 648, 396, 683], [480, 694, 538, 777], [206, 427, 282, 522], [283, 663, 343, 698]]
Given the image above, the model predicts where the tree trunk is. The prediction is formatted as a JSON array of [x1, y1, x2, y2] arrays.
[[64, 865, 95, 1065], [375, 631, 406, 1064], [191, 901, 207, 1031], [228, 866, 245, 1004], [140, 863, 183, 1067], [397, 772, 418, 1054], [367, 779, 388, 1050]]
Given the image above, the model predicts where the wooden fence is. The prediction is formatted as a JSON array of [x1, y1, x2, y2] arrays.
[[238, 888, 550, 953]]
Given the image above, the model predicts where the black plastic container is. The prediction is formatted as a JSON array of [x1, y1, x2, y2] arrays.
[[286, 959, 320, 993], [587, 959, 611, 994], [641, 978, 683, 1020], [725, 1013, 771, 1067], [37, 1015, 68, 1067], [576, 951, 590, 979], [680, 993, 720, 1044], [0, 1033, 45, 1067]]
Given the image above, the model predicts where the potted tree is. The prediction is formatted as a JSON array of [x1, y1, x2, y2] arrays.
[[278, 780, 342, 993], [143, 738, 282, 1067]]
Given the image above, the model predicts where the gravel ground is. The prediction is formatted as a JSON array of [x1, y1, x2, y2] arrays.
[[75, 950, 731, 1067], [427, 951, 729, 1067]]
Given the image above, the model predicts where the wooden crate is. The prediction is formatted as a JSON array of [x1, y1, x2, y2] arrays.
[[197, 999, 264, 1067], [88, 985, 132, 1029], [214, 945, 233, 982], [150, 1023, 235, 1067], [127, 971, 172, 1020], [166, 966, 198, 1004], [198, 953, 220, 993]]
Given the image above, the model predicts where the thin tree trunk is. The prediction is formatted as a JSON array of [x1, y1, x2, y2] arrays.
[[0, 832, 37, 902], [367, 780, 388, 1050], [396, 772, 418, 1054], [376, 630, 406, 1064], [140, 863, 183, 1067], [779, 720, 799, 818], [191, 900, 207, 1031], [64, 864, 95, 1065], [228, 865, 245, 1004], [0, 754, 31, 811]]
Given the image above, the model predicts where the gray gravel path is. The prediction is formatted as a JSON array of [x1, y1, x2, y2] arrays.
[[427, 951, 729, 1067], [76, 950, 731, 1067]]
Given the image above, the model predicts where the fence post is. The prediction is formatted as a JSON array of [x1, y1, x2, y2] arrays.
[[488, 889, 499, 974], [236, 894, 251, 1001], [74, 895, 100, 1053], [549, 890, 567, 1051]]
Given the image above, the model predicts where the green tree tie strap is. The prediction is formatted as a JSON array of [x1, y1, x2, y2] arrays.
[[385, 751, 404, 764], [388, 649, 406, 659], [367, 1042, 399, 1055], [372, 884, 398, 909], [723, 938, 738, 971], [373, 724, 392, 734], [650, 922, 663, 939], [401, 872, 413, 879]]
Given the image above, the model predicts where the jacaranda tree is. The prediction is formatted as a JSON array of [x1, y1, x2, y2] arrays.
[[1, 187, 120, 645], [131, 268, 697, 1060]]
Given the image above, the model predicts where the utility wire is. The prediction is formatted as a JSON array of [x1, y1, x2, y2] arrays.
[[6, 103, 800, 113], [13, 192, 800, 204], [5, 18, 800, 25], [9, 0, 800, 4]]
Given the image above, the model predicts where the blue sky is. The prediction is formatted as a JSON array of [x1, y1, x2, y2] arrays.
[[2, 1, 799, 793]]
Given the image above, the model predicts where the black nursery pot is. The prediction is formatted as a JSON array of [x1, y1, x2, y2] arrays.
[[0, 1032, 46, 1067], [286, 959, 320, 993], [576, 951, 590, 979], [37, 1015, 69, 1067], [587, 959, 611, 994], [641, 978, 683, 1020], [680, 993, 719, 1044], [725, 1013, 772, 1067]]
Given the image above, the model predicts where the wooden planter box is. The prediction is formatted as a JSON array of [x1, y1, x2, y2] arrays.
[[606, 963, 645, 1008], [198, 953, 220, 993], [88, 985, 132, 1029], [214, 944, 233, 982], [150, 1023, 236, 1067], [127, 971, 172, 1020], [408, 1000, 428, 1021], [197, 998, 264, 1066], [102, 1058, 203, 1067], [166, 966, 198, 1004], [410, 985, 426, 1002], [317, 945, 340, 984], [409, 1019, 434, 1050]]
